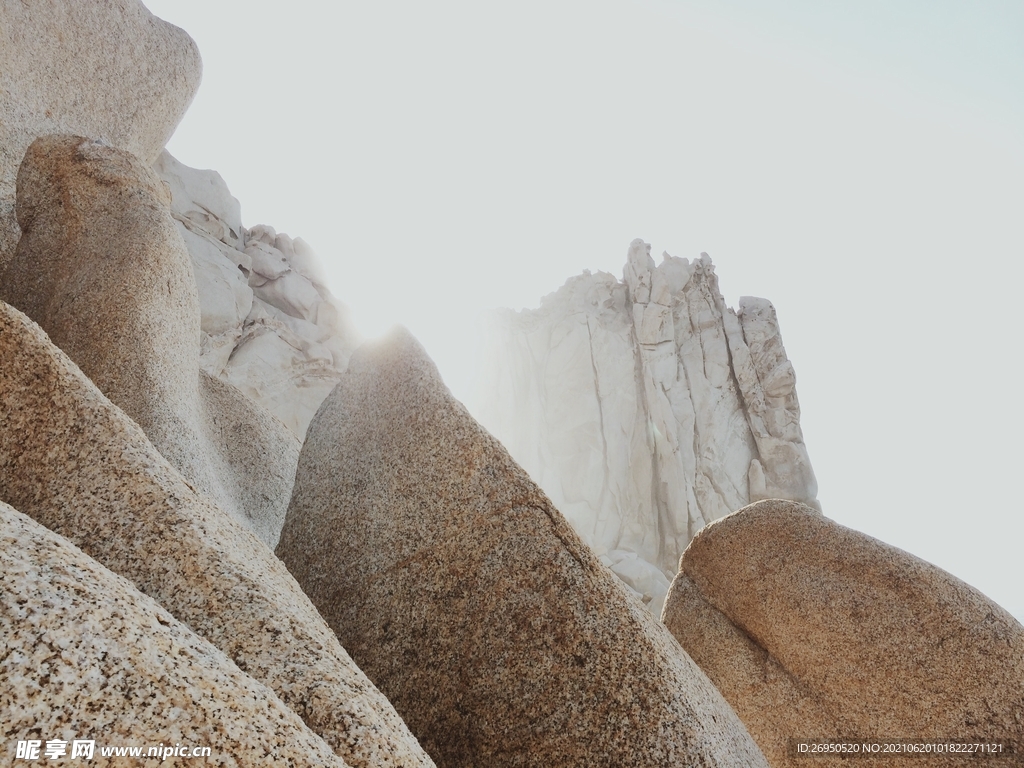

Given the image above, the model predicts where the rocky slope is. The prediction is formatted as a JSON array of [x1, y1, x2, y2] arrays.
[[0, 135, 301, 549], [475, 239, 818, 613]]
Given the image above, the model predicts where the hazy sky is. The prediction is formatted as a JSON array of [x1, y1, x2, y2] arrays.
[[145, 0, 1024, 619]]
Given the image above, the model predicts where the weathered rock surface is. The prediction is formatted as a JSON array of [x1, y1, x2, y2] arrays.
[[474, 239, 818, 613], [277, 327, 769, 768], [0, 500, 350, 768], [0, 0, 201, 267], [0, 135, 298, 548], [661, 499, 1024, 766], [0, 300, 435, 768], [154, 150, 359, 441]]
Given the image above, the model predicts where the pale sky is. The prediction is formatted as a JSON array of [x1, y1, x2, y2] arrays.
[[144, 0, 1024, 620]]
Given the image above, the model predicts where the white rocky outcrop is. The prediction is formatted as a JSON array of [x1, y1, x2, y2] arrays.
[[154, 151, 358, 440], [474, 239, 818, 614]]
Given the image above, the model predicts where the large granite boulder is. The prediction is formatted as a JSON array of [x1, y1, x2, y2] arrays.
[[0, 500, 348, 767], [153, 150, 359, 441], [0, 135, 298, 548], [0, 0, 201, 266], [0, 300, 434, 768], [661, 499, 1024, 766], [277, 327, 768, 768], [474, 239, 817, 613]]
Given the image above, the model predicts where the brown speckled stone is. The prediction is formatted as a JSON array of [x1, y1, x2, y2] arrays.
[[662, 499, 1024, 766], [0, 500, 349, 768], [0, 301, 434, 768], [277, 327, 768, 768], [0, 134, 298, 548], [0, 0, 201, 266]]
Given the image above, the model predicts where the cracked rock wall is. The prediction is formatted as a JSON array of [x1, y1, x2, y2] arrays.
[[474, 239, 818, 614]]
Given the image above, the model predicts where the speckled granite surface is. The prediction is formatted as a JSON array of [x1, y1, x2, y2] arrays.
[[0, 499, 350, 767], [0, 0, 201, 267], [0, 134, 299, 549], [277, 327, 768, 767], [0, 300, 434, 768], [662, 499, 1024, 766]]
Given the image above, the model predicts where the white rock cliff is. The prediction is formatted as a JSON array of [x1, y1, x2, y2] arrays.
[[474, 239, 819, 613], [154, 151, 359, 440]]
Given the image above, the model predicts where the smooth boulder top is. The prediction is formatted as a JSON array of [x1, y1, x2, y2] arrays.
[[0, 300, 435, 768], [0, 134, 299, 550], [662, 499, 1024, 767], [278, 327, 769, 768], [0, 0, 201, 265], [0, 500, 350, 768]]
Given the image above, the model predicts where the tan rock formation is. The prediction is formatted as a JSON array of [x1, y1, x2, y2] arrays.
[[0, 0, 201, 266], [0, 500, 349, 767], [0, 134, 297, 548], [0, 300, 435, 768], [276, 327, 769, 768], [661, 499, 1024, 766]]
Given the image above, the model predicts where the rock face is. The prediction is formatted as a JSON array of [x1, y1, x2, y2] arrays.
[[0, 0, 201, 267], [0, 300, 434, 768], [0, 135, 299, 548], [0, 500, 350, 768], [661, 499, 1024, 766], [474, 239, 818, 613], [154, 150, 359, 441], [277, 328, 769, 768]]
